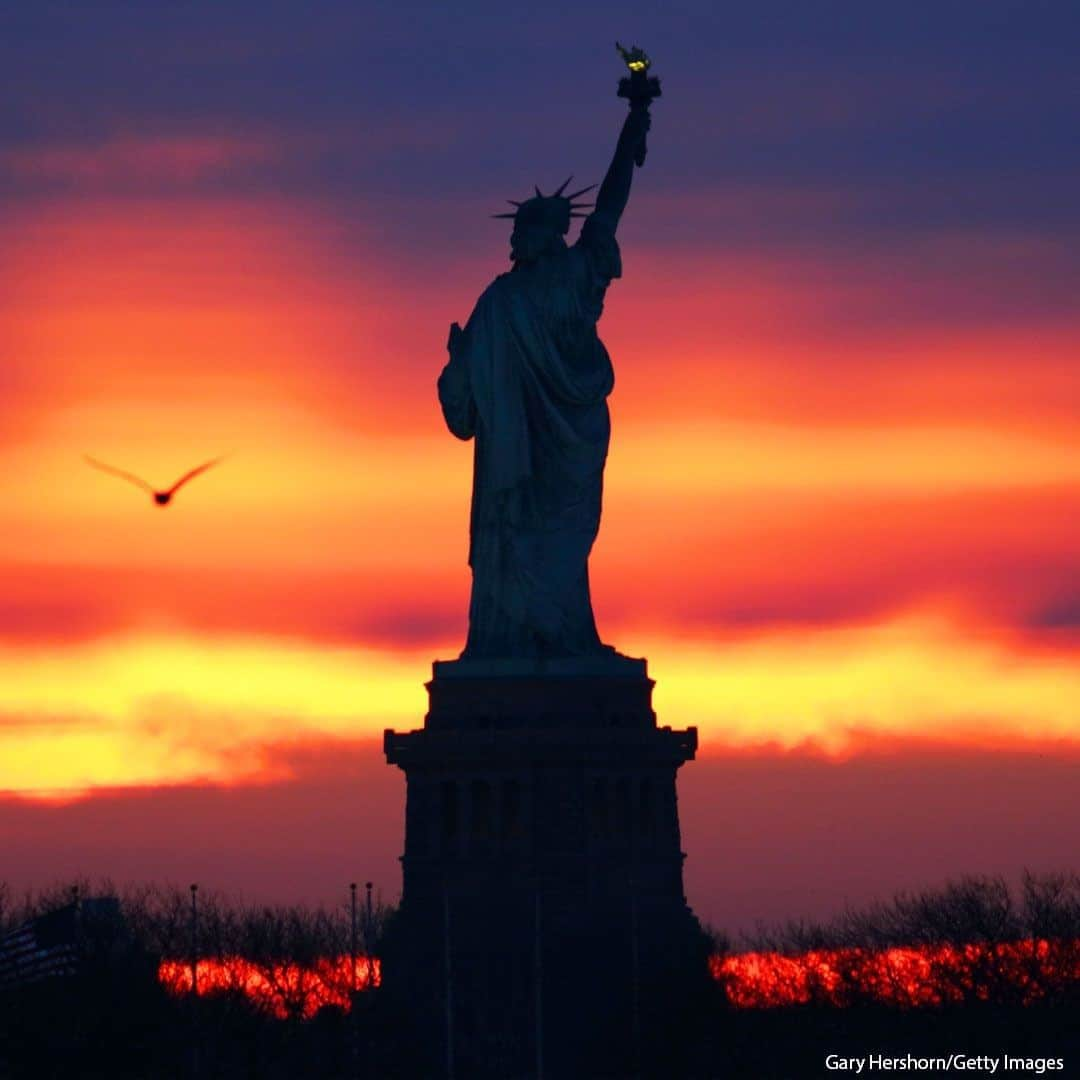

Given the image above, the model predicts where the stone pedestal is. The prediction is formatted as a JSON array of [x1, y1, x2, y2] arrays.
[[381, 657, 708, 1078]]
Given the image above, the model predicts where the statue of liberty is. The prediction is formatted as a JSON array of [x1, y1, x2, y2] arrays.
[[438, 48, 659, 660]]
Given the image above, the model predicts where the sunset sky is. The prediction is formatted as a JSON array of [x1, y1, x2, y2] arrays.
[[2, 1, 1078, 932]]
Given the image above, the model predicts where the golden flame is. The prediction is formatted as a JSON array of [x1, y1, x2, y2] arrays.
[[616, 42, 651, 74]]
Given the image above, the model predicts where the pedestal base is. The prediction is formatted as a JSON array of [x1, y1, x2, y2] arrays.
[[381, 660, 707, 1078]]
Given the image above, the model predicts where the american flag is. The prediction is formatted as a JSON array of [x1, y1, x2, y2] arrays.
[[0, 898, 119, 991]]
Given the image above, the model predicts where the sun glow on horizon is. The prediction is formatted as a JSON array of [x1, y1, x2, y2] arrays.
[[2, 607, 1077, 800], [154, 941, 1080, 1017], [0, 634, 427, 798]]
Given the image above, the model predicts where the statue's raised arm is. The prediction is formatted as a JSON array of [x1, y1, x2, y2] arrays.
[[591, 102, 651, 232], [591, 43, 662, 232]]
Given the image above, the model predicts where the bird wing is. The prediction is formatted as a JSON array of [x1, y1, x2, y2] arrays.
[[164, 456, 226, 497], [83, 455, 156, 494]]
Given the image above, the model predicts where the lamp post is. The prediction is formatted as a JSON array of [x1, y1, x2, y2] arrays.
[[364, 882, 374, 987], [189, 883, 200, 1080], [189, 884, 198, 998], [350, 883, 358, 992]]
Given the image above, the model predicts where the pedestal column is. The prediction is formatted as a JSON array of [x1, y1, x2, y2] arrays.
[[382, 656, 709, 1078]]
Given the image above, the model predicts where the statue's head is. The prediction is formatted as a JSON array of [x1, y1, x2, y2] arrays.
[[493, 178, 595, 265]]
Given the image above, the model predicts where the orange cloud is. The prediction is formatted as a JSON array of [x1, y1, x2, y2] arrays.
[[0, 192, 1076, 808]]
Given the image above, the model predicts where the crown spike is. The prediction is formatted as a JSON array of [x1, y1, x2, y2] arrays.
[[492, 212, 517, 218], [507, 199, 523, 207], [566, 183, 597, 200], [553, 175, 574, 197], [535, 184, 544, 198]]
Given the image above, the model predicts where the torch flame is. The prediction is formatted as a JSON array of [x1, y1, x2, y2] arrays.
[[616, 42, 651, 73]]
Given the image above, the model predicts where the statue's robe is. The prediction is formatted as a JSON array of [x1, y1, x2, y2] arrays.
[[438, 217, 622, 657]]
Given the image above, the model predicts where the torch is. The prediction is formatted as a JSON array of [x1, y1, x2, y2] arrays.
[[616, 42, 661, 167]]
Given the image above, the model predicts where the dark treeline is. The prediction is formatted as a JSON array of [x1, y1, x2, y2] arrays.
[[2, 874, 1079, 1078], [740, 871, 1080, 955], [712, 873, 1080, 1077], [0, 879, 397, 1079], [0, 878, 392, 964]]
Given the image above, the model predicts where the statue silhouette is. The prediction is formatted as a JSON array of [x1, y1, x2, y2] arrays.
[[438, 91, 654, 659]]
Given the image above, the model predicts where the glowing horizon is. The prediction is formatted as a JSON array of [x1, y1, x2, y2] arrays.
[[2, 604, 1077, 800]]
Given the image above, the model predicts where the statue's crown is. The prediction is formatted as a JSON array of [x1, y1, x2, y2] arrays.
[[492, 176, 596, 234]]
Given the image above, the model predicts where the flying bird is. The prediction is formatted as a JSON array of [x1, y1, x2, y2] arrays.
[[83, 454, 226, 507]]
